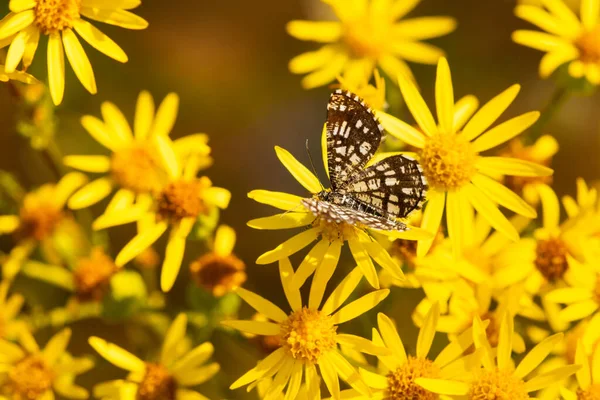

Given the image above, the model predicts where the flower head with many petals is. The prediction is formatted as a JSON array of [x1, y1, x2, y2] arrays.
[[286, 0, 456, 89], [223, 258, 390, 400], [380, 57, 551, 257], [0, 0, 148, 104], [0, 328, 93, 399], [513, 0, 600, 84], [90, 313, 219, 400]]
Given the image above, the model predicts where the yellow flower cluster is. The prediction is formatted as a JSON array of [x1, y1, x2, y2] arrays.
[[1, 0, 600, 399]]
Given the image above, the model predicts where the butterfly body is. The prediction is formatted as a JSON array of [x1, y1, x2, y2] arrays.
[[302, 89, 428, 232]]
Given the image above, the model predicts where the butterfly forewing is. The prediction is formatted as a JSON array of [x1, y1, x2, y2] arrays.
[[326, 90, 383, 190], [346, 155, 428, 220]]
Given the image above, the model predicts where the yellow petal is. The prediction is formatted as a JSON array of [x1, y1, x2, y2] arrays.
[[415, 378, 470, 395], [514, 333, 564, 379], [540, 46, 579, 78], [5, 27, 29, 72], [398, 71, 438, 136], [391, 41, 445, 64], [63, 155, 111, 173], [42, 328, 72, 366], [151, 93, 179, 137], [446, 189, 472, 256], [435, 57, 454, 134], [80, 115, 120, 150], [161, 224, 189, 292], [358, 367, 387, 389], [515, 5, 580, 38], [308, 241, 342, 309], [471, 173, 536, 218], [377, 313, 406, 366], [417, 190, 445, 257], [68, 177, 113, 209], [88, 336, 145, 372], [497, 312, 513, 370], [236, 287, 288, 323], [134, 90, 154, 140], [0, 215, 20, 234], [321, 266, 364, 316], [115, 221, 168, 266], [0, 10, 34, 39], [376, 110, 426, 148], [362, 238, 405, 281], [417, 302, 439, 359], [348, 237, 379, 289], [247, 190, 304, 211], [463, 183, 519, 242], [453, 95, 479, 132], [434, 322, 484, 368], [279, 258, 302, 311], [301, 52, 348, 89], [214, 225, 236, 256], [524, 364, 581, 392], [247, 212, 314, 230], [47, 32, 65, 105], [535, 183, 560, 230], [289, 46, 336, 74], [545, 288, 593, 304], [512, 30, 573, 51], [204, 186, 231, 209], [326, 351, 371, 396], [390, 0, 421, 20], [92, 206, 147, 230], [331, 289, 390, 325], [80, 7, 148, 29], [581, 0, 600, 30], [9, 0, 36, 12], [171, 342, 214, 375], [230, 348, 286, 389], [154, 134, 180, 178], [286, 20, 342, 42], [72, 19, 127, 63], [559, 300, 599, 322], [472, 315, 494, 370], [391, 17, 456, 40], [161, 314, 188, 366], [543, 0, 582, 27], [62, 28, 97, 94], [471, 112, 540, 153], [377, 53, 415, 84], [476, 156, 553, 177], [256, 227, 319, 264], [293, 239, 329, 289], [101, 101, 133, 144], [319, 355, 340, 400], [275, 146, 322, 193], [81, 0, 141, 9]]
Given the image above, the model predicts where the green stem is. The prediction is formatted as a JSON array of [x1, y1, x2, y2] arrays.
[[42, 138, 66, 179], [528, 86, 570, 143]]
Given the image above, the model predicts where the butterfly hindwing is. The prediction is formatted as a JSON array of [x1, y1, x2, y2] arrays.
[[326, 89, 383, 190], [345, 155, 428, 219]]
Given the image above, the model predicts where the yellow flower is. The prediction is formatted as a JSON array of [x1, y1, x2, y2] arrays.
[[90, 313, 219, 400], [0, 64, 36, 83], [286, 0, 456, 88], [513, 0, 600, 84], [104, 135, 230, 292], [189, 224, 247, 297], [417, 313, 579, 399], [0, 0, 148, 105], [546, 245, 600, 322], [337, 303, 482, 399], [223, 258, 390, 400], [380, 57, 551, 257], [560, 338, 600, 399], [64, 91, 212, 221], [0, 171, 87, 279], [0, 280, 25, 341], [0, 328, 93, 399], [249, 121, 431, 289]]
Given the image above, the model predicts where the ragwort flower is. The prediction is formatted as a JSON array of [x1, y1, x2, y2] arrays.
[[223, 258, 390, 400], [0, 328, 93, 399], [90, 313, 219, 400], [248, 130, 430, 290], [513, 0, 600, 84], [417, 313, 579, 399], [287, 0, 456, 88], [0, 0, 148, 104], [338, 303, 482, 399], [379, 57, 551, 257]]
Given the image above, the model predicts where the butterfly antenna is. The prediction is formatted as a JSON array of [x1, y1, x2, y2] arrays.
[[305, 139, 325, 191]]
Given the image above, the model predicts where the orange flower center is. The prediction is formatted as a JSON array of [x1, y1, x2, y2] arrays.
[[189, 252, 247, 297], [73, 248, 118, 302], [576, 26, 600, 64], [386, 356, 441, 400], [17, 196, 64, 241], [578, 384, 600, 400], [420, 134, 477, 190], [279, 307, 337, 364], [34, 0, 81, 35], [343, 20, 387, 59], [157, 179, 207, 222], [6, 355, 54, 400], [111, 143, 165, 194], [137, 363, 177, 400], [534, 237, 569, 282], [312, 215, 357, 243], [469, 368, 528, 400]]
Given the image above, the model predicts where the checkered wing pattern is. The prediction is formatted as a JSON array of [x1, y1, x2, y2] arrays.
[[326, 89, 383, 190], [346, 155, 428, 219]]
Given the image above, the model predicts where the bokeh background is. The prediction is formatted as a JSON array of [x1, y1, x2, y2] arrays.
[[0, 0, 599, 398]]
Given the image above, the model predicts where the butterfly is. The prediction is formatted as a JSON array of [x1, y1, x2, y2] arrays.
[[302, 89, 428, 231]]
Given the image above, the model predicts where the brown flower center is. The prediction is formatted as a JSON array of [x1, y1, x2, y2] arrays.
[[386, 356, 441, 400], [34, 0, 81, 35], [469, 368, 528, 400], [17, 196, 64, 241], [73, 249, 118, 302], [189, 253, 246, 297], [420, 134, 477, 190], [280, 307, 337, 364], [576, 26, 600, 64], [157, 180, 206, 222], [111, 143, 165, 194], [535, 237, 569, 282], [6, 356, 54, 400], [137, 363, 177, 400], [578, 384, 600, 400]]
